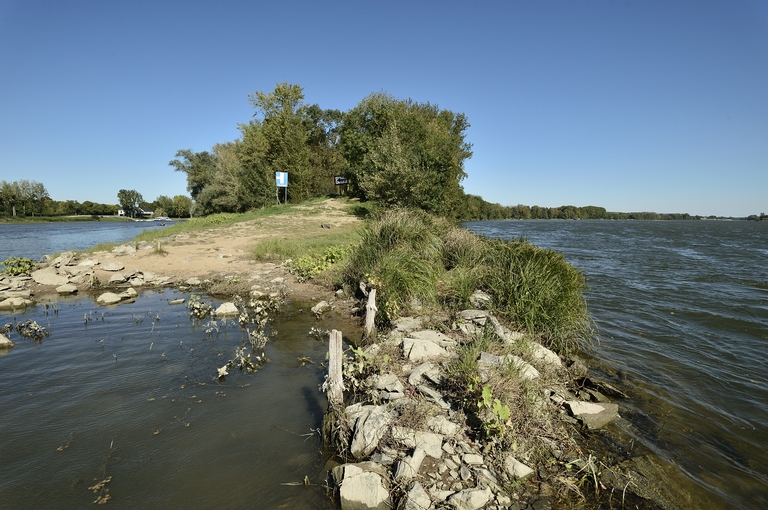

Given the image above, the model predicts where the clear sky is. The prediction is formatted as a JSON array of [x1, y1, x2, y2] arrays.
[[1, 0, 766, 217]]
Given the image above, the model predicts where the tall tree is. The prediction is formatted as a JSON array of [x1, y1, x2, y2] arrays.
[[248, 83, 313, 202], [117, 189, 144, 218], [169, 149, 217, 200]]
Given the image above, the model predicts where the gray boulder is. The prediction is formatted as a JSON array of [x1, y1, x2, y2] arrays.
[[0, 333, 15, 349], [101, 261, 125, 272], [96, 292, 122, 306], [446, 487, 492, 510], [31, 267, 69, 286], [350, 405, 395, 459], [55, 283, 78, 294], [338, 464, 390, 510], [566, 400, 620, 430], [0, 297, 33, 310]]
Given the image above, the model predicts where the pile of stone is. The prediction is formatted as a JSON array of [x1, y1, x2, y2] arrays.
[[328, 308, 621, 510]]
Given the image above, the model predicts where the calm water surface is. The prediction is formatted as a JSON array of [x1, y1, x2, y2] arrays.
[[0, 291, 358, 509], [0, 221, 175, 263], [464, 219, 768, 509]]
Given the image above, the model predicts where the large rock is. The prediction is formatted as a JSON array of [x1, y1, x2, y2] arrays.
[[0, 333, 15, 349], [215, 302, 239, 317], [409, 330, 456, 348], [56, 284, 78, 294], [350, 405, 395, 459], [566, 401, 620, 430], [446, 487, 492, 510], [101, 261, 125, 272], [311, 300, 331, 316], [338, 464, 390, 510], [0, 297, 33, 310], [96, 292, 122, 306], [529, 342, 562, 367], [478, 352, 539, 381], [402, 338, 450, 363], [31, 267, 69, 286]]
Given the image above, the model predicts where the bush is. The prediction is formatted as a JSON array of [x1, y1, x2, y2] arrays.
[[1, 257, 36, 276], [340, 208, 592, 353]]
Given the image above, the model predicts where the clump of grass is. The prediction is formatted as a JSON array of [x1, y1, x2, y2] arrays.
[[340, 208, 591, 354]]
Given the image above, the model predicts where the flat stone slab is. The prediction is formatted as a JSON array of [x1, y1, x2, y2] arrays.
[[0, 297, 33, 310], [566, 400, 620, 430], [402, 338, 451, 363], [96, 292, 122, 306], [31, 267, 69, 286], [56, 284, 78, 294], [101, 262, 125, 272]]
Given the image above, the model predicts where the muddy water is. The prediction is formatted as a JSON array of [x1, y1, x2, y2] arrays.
[[0, 291, 360, 509]]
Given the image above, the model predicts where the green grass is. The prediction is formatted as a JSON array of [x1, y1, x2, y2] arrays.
[[339, 208, 592, 354]]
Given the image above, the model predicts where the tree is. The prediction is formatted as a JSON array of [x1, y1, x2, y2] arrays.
[[117, 189, 144, 218], [248, 82, 313, 203], [169, 149, 217, 200], [339, 92, 473, 216]]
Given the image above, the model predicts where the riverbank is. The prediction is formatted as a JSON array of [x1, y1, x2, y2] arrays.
[[1, 199, 706, 509]]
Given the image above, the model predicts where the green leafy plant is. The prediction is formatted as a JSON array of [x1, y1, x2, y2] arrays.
[[1, 257, 36, 276], [478, 384, 511, 438]]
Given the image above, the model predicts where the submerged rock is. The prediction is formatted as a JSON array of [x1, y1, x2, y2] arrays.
[[0, 333, 15, 349], [96, 292, 122, 305], [215, 302, 239, 317], [566, 400, 620, 430]]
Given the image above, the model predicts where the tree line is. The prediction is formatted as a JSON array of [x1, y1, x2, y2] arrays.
[[457, 195, 698, 221], [170, 83, 473, 218]]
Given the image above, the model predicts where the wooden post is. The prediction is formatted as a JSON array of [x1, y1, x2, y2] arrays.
[[364, 288, 377, 339], [327, 329, 344, 407]]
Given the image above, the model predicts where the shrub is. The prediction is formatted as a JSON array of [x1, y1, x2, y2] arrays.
[[1, 257, 36, 276]]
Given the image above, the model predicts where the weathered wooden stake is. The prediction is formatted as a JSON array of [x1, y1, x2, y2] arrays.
[[364, 288, 377, 338], [327, 329, 344, 407]]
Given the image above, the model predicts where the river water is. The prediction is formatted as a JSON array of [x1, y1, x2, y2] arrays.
[[464, 219, 768, 509], [0, 220, 175, 264]]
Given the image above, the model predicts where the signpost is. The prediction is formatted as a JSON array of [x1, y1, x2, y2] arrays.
[[275, 172, 288, 204], [334, 175, 348, 195]]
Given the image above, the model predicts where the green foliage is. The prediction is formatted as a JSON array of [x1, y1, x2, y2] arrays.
[[478, 384, 512, 438], [481, 238, 591, 353], [340, 209, 591, 353], [288, 244, 351, 282], [117, 189, 144, 218], [1, 257, 36, 276]]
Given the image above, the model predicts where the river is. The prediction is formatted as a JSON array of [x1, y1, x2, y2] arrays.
[[464, 219, 768, 509]]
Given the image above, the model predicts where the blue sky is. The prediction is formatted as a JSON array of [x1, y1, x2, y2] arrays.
[[1, 0, 766, 217]]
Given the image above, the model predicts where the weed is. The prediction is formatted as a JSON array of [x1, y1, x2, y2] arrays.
[[1, 256, 36, 276]]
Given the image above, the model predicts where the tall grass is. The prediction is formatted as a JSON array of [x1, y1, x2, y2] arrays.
[[340, 208, 592, 353]]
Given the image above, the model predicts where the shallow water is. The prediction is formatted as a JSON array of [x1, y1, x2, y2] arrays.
[[0, 290, 360, 509], [0, 221, 174, 263], [464, 219, 768, 509]]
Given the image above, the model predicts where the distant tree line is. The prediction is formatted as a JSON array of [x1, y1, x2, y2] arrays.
[[170, 83, 472, 218], [0, 180, 50, 216], [457, 195, 698, 221]]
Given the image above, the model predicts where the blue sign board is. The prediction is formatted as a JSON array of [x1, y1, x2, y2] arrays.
[[275, 172, 288, 188]]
